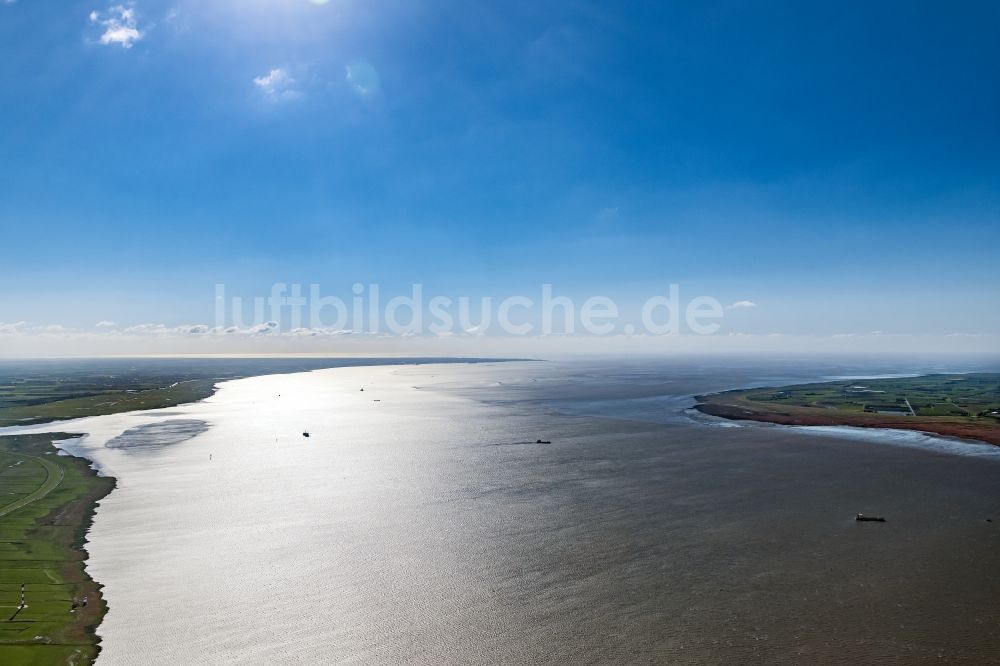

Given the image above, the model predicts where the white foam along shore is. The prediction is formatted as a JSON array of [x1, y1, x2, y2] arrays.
[[691, 409, 1000, 460], [786, 423, 1000, 459]]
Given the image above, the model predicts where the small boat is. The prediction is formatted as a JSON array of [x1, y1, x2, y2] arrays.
[[302, 432, 310, 438], [535, 439, 552, 444], [855, 513, 885, 522]]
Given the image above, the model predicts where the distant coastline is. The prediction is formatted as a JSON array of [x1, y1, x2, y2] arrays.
[[695, 373, 1000, 446], [0, 356, 519, 429]]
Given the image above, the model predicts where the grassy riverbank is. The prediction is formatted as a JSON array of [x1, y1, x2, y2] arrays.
[[0, 358, 372, 665], [0, 433, 115, 665], [696, 373, 1000, 445]]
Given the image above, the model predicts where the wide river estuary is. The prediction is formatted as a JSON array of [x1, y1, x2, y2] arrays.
[[4, 358, 999, 664]]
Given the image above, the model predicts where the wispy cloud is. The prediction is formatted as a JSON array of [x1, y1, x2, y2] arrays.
[[345, 59, 380, 97], [253, 68, 302, 101], [832, 331, 886, 339], [726, 300, 757, 310], [90, 4, 144, 49], [0, 322, 364, 340], [122, 323, 212, 336], [288, 327, 353, 337]]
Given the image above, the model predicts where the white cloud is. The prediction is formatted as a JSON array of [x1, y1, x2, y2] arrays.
[[345, 59, 380, 97], [90, 4, 144, 49], [726, 300, 757, 310], [247, 321, 279, 336], [122, 323, 165, 335], [0, 322, 360, 346], [253, 68, 302, 101], [120, 323, 212, 336], [289, 327, 353, 337]]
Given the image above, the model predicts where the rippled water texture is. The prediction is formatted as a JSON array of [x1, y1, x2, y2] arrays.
[[3, 360, 999, 664]]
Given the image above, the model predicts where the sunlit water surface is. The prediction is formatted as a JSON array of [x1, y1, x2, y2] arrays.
[[4, 359, 1000, 665]]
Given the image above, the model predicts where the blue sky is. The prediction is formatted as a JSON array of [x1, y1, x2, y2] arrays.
[[1, 1, 998, 354]]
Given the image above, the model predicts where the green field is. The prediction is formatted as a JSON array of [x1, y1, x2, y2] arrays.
[[0, 359, 273, 427], [0, 434, 114, 666], [740, 373, 1000, 418], [697, 373, 1000, 445]]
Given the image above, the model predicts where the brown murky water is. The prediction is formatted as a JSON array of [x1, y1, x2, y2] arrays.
[[7, 358, 1000, 664]]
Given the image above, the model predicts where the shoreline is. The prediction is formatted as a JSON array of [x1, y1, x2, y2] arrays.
[[0, 358, 513, 664], [0, 433, 115, 665], [0, 356, 518, 429], [13, 362, 503, 664], [695, 395, 1000, 447], [3, 360, 1000, 663]]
